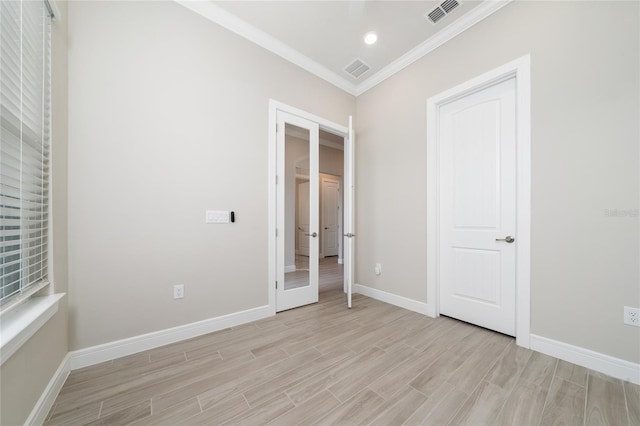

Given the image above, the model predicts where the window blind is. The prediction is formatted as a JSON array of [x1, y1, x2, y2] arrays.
[[0, 0, 52, 304]]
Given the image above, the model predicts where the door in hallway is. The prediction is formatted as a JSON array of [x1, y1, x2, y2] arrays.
[[321, 178, 340, 257]]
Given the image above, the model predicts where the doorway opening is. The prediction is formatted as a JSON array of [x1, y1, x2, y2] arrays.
[[284, 126, 345, 296], [268, 100, 354, 314]]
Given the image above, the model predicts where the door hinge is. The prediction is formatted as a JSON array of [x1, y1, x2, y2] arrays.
[[276, 281, 278, 289], [275, 228, 278, 237], [276, 175, 279, 184], [276, 123, 279, 133]]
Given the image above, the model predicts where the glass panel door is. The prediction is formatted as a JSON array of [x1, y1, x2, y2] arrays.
[[276, 113, 319, 311]]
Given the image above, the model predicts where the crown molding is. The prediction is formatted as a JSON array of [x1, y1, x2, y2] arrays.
[[354, 0, 514, 96], [174, 0, 358, 95], [175, 0, 513, 97]]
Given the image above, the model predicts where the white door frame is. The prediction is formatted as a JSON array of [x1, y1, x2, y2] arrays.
[[426, 55, 532, 348], [268, 100, 349, 314]]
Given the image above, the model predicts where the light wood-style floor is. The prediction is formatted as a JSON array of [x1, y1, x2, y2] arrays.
[[46, 289, 639, 425], [285, 256, 344, 291]]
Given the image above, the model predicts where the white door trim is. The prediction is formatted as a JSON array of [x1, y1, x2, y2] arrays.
[[426, 55, 531, 348], [268, 100, 348, 315]]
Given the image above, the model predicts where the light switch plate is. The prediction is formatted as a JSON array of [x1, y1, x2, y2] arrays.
[[206, 210, 230, 224]]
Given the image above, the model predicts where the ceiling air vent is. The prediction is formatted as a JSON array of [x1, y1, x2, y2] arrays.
[[441, 0, 460, 13], [427, 7, 446, 23], [426, 0, 461, 24], [344, 58, 371, 79]]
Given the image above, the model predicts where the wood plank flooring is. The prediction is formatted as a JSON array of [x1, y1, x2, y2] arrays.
[[284, 256, 343, 291], [46, 289, 639, 425]]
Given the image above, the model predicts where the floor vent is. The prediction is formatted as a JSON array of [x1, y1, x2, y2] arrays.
[[426, 0, 460, 24], [343, 58, 371, 79]]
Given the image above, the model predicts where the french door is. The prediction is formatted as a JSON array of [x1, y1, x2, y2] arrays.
[[276, 112, 320, 311], [272, 102, 354, 312], [344, 116, 355, 308]]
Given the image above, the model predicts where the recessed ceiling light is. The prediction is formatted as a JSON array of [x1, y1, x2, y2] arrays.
[[364, 31, 378, 45]]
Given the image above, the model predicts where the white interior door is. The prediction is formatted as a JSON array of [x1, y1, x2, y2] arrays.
[[344, 116, 355, 308], [439, 78, 517, 336], [321, 178, 340, 257], [277, 112, 319, 312], [297, 181, 310, 256]]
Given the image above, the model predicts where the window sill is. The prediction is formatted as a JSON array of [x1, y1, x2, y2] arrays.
[[0, 281, 51, 316], [0, 293, 65, 366]]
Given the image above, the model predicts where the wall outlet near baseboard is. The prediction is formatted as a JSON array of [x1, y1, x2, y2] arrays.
[[624, 306, 639, 326], [173, 284, 185, 299], [374, 263, 382, 276]]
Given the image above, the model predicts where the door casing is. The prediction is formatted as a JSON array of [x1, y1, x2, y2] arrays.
[[426, 55, 532, 348], [268, 100, 349, 314]]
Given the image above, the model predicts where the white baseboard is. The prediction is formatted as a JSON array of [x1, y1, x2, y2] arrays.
[[353, 286, 639, 385], [284, 265, 296, 273], [69, 305, 273, 370], [25, 353, 71, 425], [530, 334, 640, 385], [354, 284, 430, 316], [338, 258, 343, 265]]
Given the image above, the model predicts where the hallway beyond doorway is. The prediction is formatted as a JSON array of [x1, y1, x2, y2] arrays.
[[284, 256, 343, 293]]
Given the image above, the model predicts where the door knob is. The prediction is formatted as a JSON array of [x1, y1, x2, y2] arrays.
[[324, 227, 328, 230], [496, 236, 515, 243], [344, 233, 355, 238], [305, 232, 318, 238]]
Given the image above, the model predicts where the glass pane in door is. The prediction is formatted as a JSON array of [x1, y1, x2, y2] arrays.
[[284, 123, 311, 290]]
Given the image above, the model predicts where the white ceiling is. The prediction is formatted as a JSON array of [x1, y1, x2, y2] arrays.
[[177, 0, 512, 95]]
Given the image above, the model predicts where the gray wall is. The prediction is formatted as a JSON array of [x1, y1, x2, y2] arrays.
[[0, 1, 69, 423], [7, 1, 638, 422], [355, 0, 639, 363], [67, 1, 355, 350]]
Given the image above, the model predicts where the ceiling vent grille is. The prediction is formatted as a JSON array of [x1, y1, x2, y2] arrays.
[[427, 7, 446, 23], [344, 58, 371, 79], [426, 0, 461, 24], [441, 0, 459, 13]]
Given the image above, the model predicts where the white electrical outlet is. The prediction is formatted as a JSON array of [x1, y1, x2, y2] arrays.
[[173, 284, 184, 299], [374, 263, 382, 276], [624, 306, 639, 327]]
